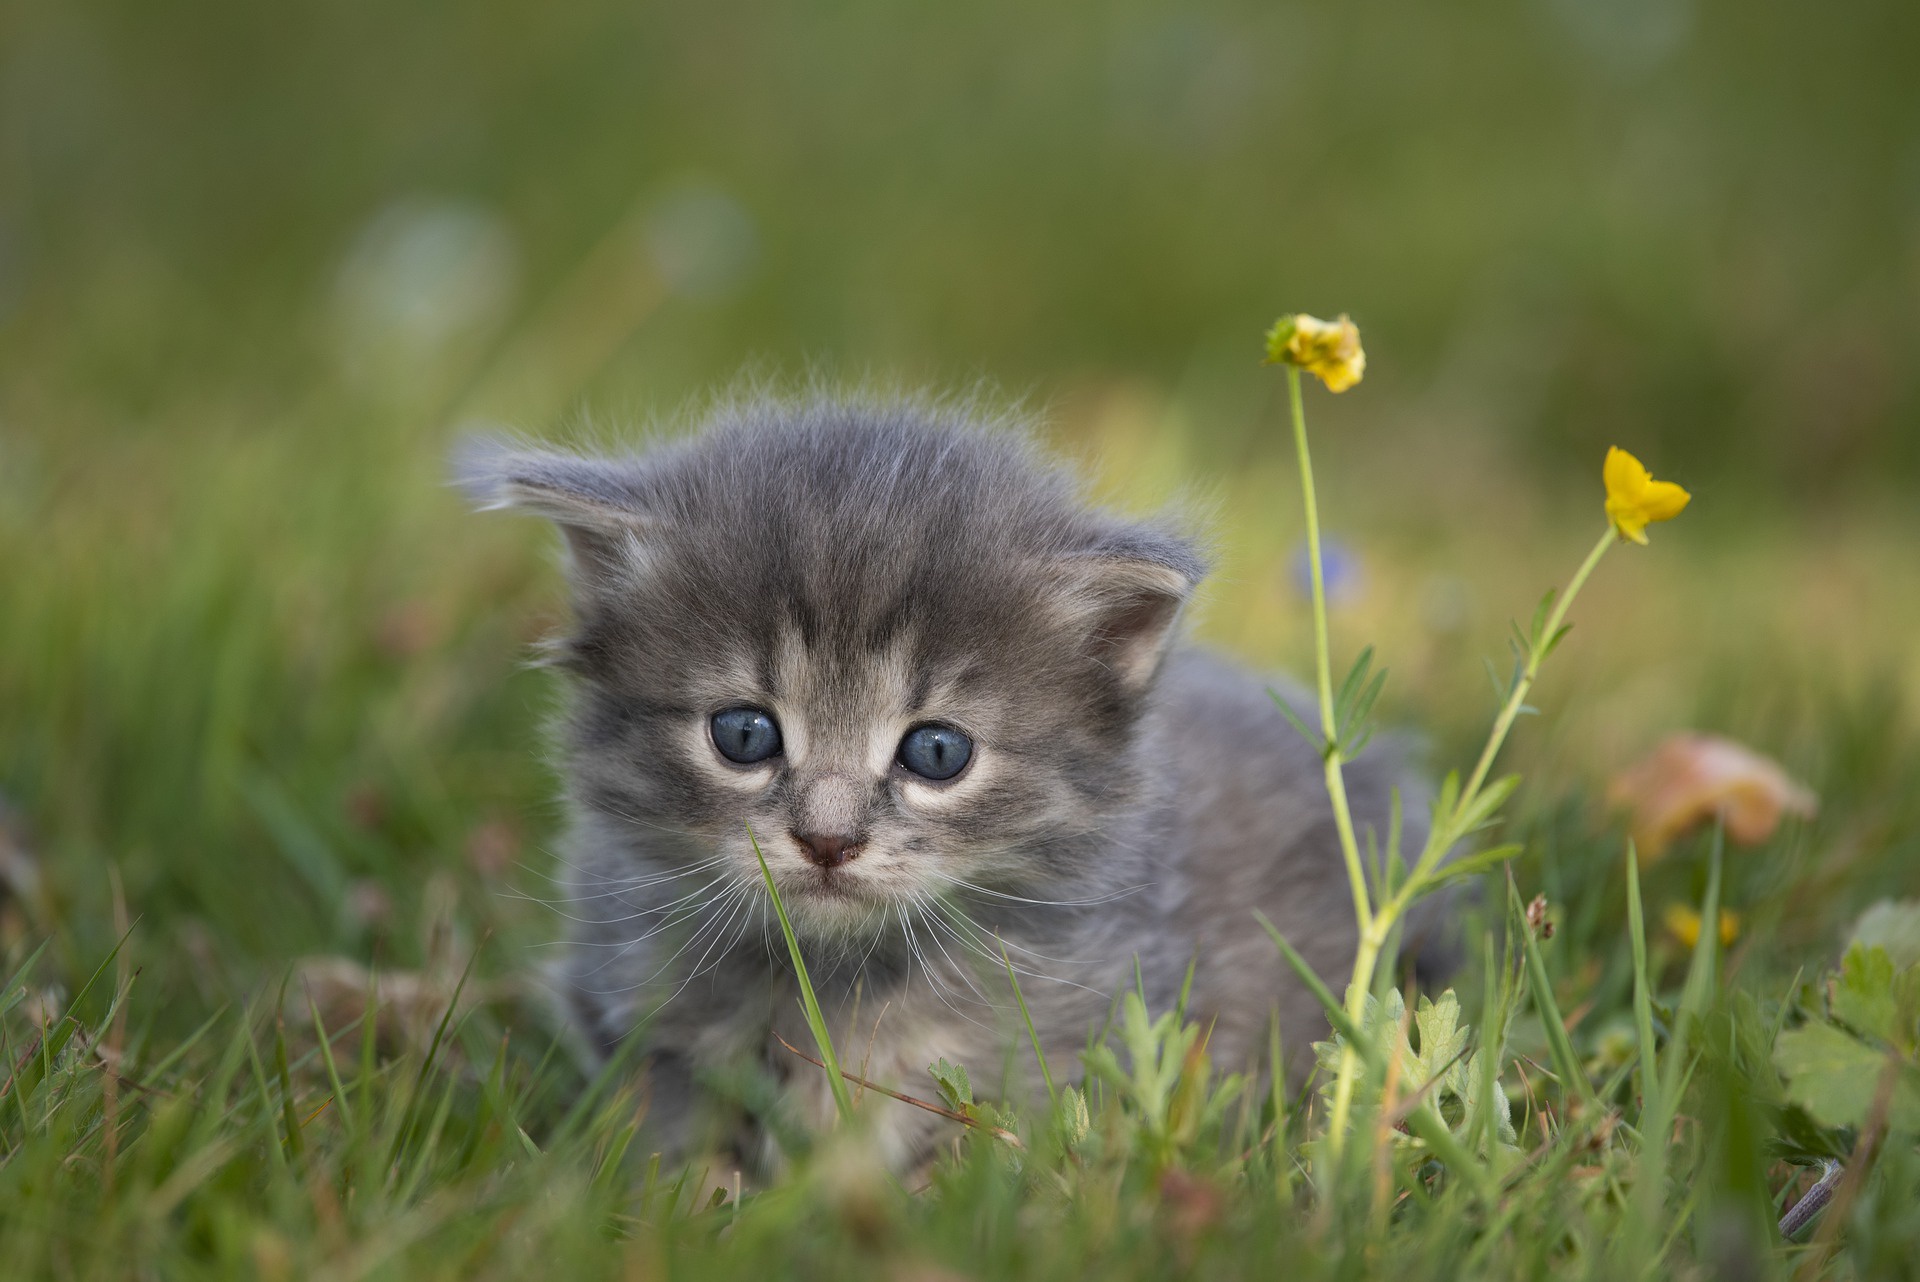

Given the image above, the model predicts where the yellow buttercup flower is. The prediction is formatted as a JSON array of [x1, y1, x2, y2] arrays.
[[1603, 447, 1691, 544], [1264, 313, 1366, 393], [1663, 903, 1741, 950]]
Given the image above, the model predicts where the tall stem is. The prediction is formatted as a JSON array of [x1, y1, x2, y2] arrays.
[[1459, 527, 1614, 805], [1288, 369, 1371, 930], [1386, 527, 1614, 914], [1288, 366, 1374, 1159]]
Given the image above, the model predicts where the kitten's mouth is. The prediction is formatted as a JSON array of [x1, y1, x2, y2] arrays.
[[799, 867, 867, 899], [770, 862, 886, 917]]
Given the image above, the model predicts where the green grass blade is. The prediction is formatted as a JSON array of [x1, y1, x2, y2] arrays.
[[387, 943, 481, 1168], [750, 825, 853, 1122], [1624, 842, 1661, 1127], [306, 991, 355, 1137], [1624, 839, 1670, 1270], [1506, 874, 1596, 1112], [1667, 819, 1724, 1102], [1000, 943, 1055, 1106], [240, 1008, 289, 1172]]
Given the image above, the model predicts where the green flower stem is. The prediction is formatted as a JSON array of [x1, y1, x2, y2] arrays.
[[1287, 367, 1372, 931], [1459, 528, 1613, 813], [1389, 526, 1613, 912], [1287, 365, 1374, 1158]]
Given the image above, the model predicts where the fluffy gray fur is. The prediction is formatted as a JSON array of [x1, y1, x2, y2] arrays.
[[459, 396, 1439, 1175]]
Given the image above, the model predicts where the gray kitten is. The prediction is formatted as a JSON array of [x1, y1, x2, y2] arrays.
[[460, 396, 1433, 1174]]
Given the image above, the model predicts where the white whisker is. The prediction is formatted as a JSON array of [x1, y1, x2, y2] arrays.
[[925, 870, 1153, 909], [924, 897, 1111, 1000]]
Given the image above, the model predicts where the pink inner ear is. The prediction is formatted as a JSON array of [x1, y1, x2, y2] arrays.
[[1078, 561, 1193, 693]]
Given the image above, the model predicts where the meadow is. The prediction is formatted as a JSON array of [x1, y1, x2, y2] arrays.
[[4, 0, 1920, 1276]]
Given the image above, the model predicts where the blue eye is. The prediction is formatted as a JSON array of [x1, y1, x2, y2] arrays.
[[897, 724, 972, 781], [710, 707, 782, 764]]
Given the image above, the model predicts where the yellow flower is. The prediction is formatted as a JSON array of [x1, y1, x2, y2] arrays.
[[1603, 447, 1691, 544], [1663, 903, 1741, 950], [1264, 313, 1366, 393]]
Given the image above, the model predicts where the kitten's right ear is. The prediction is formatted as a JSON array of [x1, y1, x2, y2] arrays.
[[452, 436, 654, 581]]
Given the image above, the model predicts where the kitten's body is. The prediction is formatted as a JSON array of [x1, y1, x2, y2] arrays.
[[463, 398, 1432, 1174]]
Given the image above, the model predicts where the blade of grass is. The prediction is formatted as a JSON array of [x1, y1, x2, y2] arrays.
[[1268, 1014, 1293, 1202], [0, 941, 50, 1015], [1666, 819, 1725, 1102], [1624, 842, 1661, 1127], [749, 824, 853, 1123], [240, 1008, 289, 1172], [1000, 942, 1055, 1106], [386, 942, 481, 1169], [270, 971, 305, 1160], [1506, 872, 1597, 1113], [306, 992, 355, 1137], [1624, 839, 1670, 1272], [1473, 931, 1502, 1157]]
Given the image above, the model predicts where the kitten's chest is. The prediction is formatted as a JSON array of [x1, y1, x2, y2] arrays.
[[762, 992, 990, 1169], [663, 962, 994, 1168]]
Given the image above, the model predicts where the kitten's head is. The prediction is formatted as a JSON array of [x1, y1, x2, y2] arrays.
[[459, 399, 1206, 942]]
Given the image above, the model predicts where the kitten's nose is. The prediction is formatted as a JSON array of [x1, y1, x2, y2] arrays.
[[792, 829, 861, 869]]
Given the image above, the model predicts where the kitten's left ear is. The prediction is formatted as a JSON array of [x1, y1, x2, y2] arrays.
[[1056, 528, 1208, 696]]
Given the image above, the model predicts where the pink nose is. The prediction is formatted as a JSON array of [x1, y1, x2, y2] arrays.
[[793, 830, 861, 869]]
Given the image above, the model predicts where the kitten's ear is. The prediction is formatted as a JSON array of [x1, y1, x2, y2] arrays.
[[452, 436, 654, 581], [1054, 529, 1207, 696]]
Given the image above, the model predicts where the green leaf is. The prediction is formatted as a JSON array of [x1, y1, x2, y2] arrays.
[[1459, 1051, 1517, 1149], [1483, 656, 1508, 703], [1426, 844, 1523, 890], [1453, 774, 1522, 836], [1832, 945, 1900, 1046], [1849, 900, 1920, 970], [1339, 666, 1389, 752], [1268, 688, 1326, 755], [928, 1057, 974, 1113], [1056, 1086, 1091, 1148], [1774, 1022, 1920, 1131], [1334, 646, 1375, 722], [1433, 771, 1462, 831], [1528, 589, 1556, 650], [1413, 992, 1469, 1095]]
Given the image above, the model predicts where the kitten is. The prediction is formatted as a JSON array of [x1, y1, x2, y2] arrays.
[[460, 396, 1436, 1174]]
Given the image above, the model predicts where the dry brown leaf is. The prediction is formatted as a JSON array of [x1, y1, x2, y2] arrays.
[[1608, 732, 1817, 860], [287, 956, 484, 1055]]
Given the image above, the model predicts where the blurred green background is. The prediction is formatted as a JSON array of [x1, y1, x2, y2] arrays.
[[2, 0, 1917, 1007]]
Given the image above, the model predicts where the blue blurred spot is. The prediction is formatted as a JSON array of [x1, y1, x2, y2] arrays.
[[1291, 538, 1363, 606]]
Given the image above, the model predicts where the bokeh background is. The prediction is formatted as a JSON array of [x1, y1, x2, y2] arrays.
[[3, 0, 1918, 1016]]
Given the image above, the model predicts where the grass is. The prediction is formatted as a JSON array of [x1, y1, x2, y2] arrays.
[[3, 385, 1920, 1278], [5, 3, 1920, 1272]]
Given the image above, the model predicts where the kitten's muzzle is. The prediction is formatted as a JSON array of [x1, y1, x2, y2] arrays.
[[791, 829, 862, 870]]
